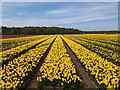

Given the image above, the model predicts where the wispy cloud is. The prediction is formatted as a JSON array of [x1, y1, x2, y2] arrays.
[[2, 2, 118, 30], [2, 14, 117, 27], [16, 12, 24, 15], [48, 9, 68, 14]]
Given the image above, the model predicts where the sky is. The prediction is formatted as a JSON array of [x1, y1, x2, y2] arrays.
[[2, 2, 118, 31], [1, 0, 120, 2]]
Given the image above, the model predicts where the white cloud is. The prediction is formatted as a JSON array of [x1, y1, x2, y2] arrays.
[[16, 12, 24, 15], [48, 9, 67, 14], [45, 3, 118, 26], [48, 7, 86, 15], [2, 13, 117, 27], [47, 3, 117, 17], [2, 2, 118, 31]]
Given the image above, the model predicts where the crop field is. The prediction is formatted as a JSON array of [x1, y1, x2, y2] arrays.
[[0, 35, 36, 39], [0, 34, 120, 89]]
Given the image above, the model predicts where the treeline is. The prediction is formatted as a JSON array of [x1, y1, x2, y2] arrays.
[[1, 26, 82, 35], [1, 26, 119, 35], [83, 31, 120, 34]]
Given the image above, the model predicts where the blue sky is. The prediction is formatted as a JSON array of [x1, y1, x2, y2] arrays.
[[1, 0, 120, 2], [2, 2, 118, 31]]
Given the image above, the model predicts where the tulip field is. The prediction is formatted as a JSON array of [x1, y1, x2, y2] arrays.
[[0, 34, 120, 89]]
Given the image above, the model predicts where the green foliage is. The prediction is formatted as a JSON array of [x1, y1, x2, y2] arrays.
[[1, 26, 82, 35]]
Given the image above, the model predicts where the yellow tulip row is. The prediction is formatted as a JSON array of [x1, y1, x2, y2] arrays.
[[2, 36, 55, 89], [65, 36, 120, 64], [78, 34, 119, 45], [1, 36, 52, 63], [37, 36, 83, 88], [62, 36, 120, 89], [1, 35, 47, 51], [0, 67, 2, 88], [68, 35, 119, 53], [91, 34, 119, 44], [65, 34, 119, 46]]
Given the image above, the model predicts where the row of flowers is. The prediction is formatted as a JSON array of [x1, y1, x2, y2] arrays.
[[1, 35, 48, 51], [1, 36, 53, 63], [62, 36, 120, 89], [64, 35, 119, 64], [1, 36, 55, 88], [37, 36, 83, 89], [70, 34, 119, 45], [68, 35, 119, 53]]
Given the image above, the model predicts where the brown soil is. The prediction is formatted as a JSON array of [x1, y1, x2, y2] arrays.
[[25, 37, 56, 89], [61, 37, 98, 88], [25, 36, 98, 89]]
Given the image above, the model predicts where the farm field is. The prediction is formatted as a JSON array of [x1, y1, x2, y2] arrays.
[[0, 35, 39, 39], [1, 34, 120, 89]]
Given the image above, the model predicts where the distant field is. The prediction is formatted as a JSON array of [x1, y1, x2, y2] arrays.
[[1, 34, 120, 89], [0, 35, 38, 39]]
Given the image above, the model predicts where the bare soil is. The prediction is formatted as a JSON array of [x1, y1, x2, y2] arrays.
[[61, 37, 98, 88], [25, 37, 56, 89], [25, 36, 98, 89]]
